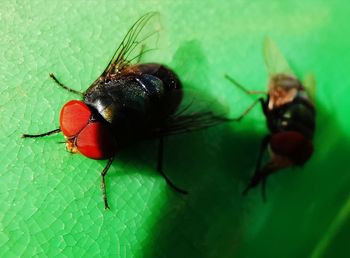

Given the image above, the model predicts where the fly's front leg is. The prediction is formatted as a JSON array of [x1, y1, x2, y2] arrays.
[[49, 73, 83, 96], [225, 74, 268, 121], [101, 157, 114, 209], [22, 128, 61, 138], [225, 74, 267, 95]]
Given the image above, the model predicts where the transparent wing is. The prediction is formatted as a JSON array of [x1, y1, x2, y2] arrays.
[[263, 37, 295, 77], [90, 12, 160, 86], [158, 112, 230, 136], [152, 89, 230, 136], [303, 72, 316, 103]]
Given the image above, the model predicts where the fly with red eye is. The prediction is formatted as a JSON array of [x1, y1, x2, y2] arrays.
[[59, 100, 116, 159], [225, 38, 316, 200], [22, 12, 228, 209]]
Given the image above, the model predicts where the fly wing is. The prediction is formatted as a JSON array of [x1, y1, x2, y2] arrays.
[[88, 12, 160, 88], [263, 37, 295, 77], [157, 111, 230, 136], [303, 72, 316, 103], [264, 38, 316, 102], [152, 90, 230, 136]]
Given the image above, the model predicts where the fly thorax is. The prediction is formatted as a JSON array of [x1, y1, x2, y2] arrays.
[[268, 74, 302, 110], [84, 78, 154, 125], [92, 99, 116, 124], [281, 101, 315, 138]]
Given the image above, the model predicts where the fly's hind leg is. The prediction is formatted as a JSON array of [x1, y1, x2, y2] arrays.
[[157, 137, 188, 195], [101, 157, 114, 210]]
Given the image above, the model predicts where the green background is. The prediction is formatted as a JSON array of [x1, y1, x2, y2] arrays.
[[1, 0, 350, 257]]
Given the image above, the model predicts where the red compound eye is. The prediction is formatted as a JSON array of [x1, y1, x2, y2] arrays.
[[270, 131, 313, 165], [76, 122, 115, 160], [60, 100, 91, 137]]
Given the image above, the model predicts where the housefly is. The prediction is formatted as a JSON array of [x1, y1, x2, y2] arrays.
[[22, 12, 228, 209], [225, 38, 316, 200]]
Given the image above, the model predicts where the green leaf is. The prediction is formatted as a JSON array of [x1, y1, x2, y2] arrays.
[[1, 1, 350, 258]]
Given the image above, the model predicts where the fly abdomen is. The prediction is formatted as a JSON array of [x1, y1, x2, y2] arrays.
[[128, 63, 182, 92], [135, 73, 165, 104], [126, 63, 183, 115]]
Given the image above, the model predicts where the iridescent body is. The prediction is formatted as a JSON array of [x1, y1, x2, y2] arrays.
[[59, 64, 182, 160], [22, 13, 226, 209], [84, 64, 182, 141]]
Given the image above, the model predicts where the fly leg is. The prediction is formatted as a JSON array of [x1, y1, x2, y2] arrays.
[[22, 128, 61, 138], [232, 98, 266, 122], [225, 74, 267, 121], [49, 73, 83, 96], [157, 137, 188, 195], [101, 157, 114, 209], [243, 135, 270, 196], [225, 74, 267, 95]]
